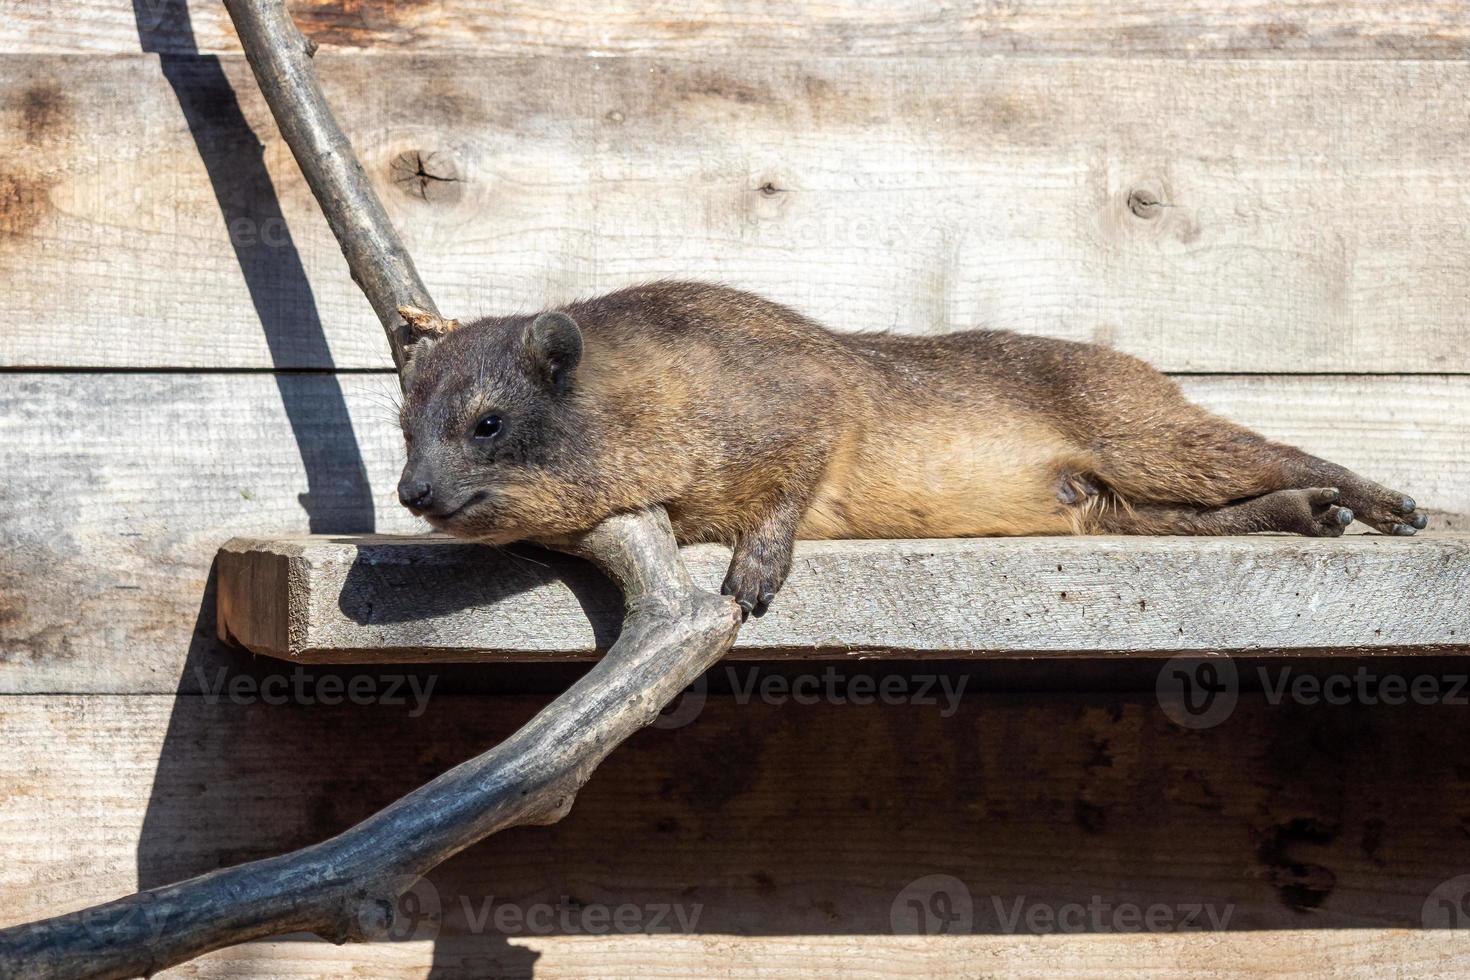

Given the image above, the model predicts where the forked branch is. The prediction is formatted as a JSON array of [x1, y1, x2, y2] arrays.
[[0, 511, 738, 979], [0, 0, 741, 976]]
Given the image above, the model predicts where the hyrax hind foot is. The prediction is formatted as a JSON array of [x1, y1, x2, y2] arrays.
[[1282, 456, 1427, 535], [1257, 487, 1355, 537], [1339, 484, 1427, 536]]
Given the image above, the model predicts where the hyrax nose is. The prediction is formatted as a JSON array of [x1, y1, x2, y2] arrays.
[[398, 480, 433, 511]]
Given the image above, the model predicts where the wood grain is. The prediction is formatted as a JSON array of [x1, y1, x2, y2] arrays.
[[163, 932, 1470, 979], [217, 532, 1470, 663], [1, 373, 1465, 693], [6, 693, 1470, 974], [4, 55, 1470, 371], [7, 4, 1468, 973], [6, 0, 1469, 59]]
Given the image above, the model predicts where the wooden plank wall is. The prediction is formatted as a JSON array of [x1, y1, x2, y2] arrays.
[[7, 55, 1470, 373], [9, 1, 1470, 58], [11, 691, 1470, 976], [2, 1, 1469, 975]]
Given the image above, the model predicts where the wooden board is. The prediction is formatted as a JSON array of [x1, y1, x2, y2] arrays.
[[1, 373, 1465, 693], [5, 55, 1470, 372], [217, 532, 1470, 663], [8, 0, 1469, 59], [7, 693, 1470, 975], [161, 932, 1470, 978], [8, 6, 1470, 976]]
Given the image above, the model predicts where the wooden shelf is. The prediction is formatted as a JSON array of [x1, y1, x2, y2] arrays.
[[216, 533, 1470, 664]]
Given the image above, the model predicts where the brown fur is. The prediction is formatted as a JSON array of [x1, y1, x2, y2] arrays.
[[398, 281, 1426, 614]]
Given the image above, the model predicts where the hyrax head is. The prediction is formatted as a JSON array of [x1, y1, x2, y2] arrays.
[[395, 305, 589, 544]]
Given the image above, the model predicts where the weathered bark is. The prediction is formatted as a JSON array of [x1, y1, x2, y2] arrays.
[[0, 0, 741, 976]]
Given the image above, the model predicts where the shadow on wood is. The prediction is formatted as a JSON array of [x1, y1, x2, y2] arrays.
[[335, 541, 624, 645], [97, 678, 1470, 977], [132, 0, 375, 532]]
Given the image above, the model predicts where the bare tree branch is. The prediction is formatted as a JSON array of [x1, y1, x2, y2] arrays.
[[0, 510, 739, 979], [0, 0, 742, 975]]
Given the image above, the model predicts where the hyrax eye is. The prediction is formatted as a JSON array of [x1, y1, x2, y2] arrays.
[[472, 414, 503, 440]]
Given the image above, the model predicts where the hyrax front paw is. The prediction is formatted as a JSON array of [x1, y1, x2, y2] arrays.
[[720, 558, 781, 619], [721, 542, 793, 619]]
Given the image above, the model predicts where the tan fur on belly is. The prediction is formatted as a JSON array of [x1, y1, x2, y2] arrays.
[[800, 421, 1088, 539]]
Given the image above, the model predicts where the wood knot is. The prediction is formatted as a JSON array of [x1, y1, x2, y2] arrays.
[[1127, 189, 1163, 219], [756, 181, 783, 197], [390, 150, 463, 204]]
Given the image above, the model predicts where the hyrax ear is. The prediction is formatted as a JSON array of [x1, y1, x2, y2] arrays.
[[397, 305, 460, 382], [522, 311, 583, 392]]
